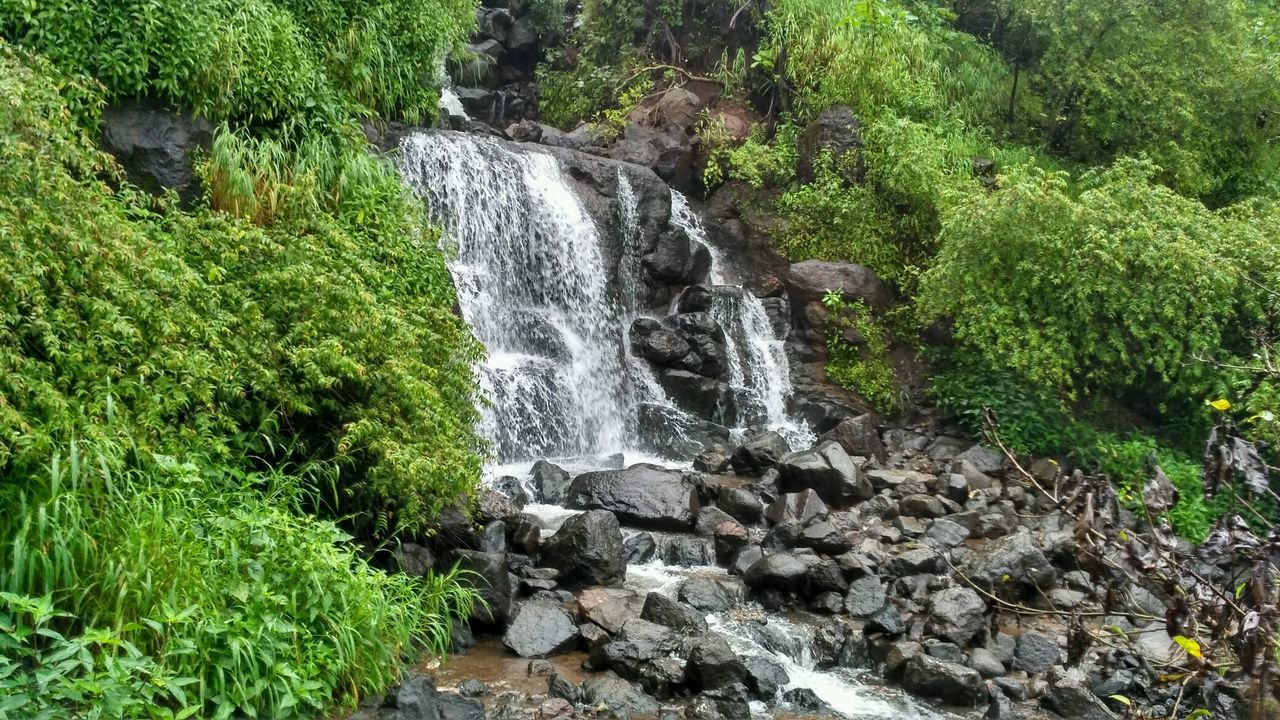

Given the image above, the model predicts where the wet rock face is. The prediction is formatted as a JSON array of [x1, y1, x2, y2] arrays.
[[540, 509, 625, 588], [565, 464, 702, 531], [503, 600, 580, 657], [777, 440, 874, 508], [445, 549, 513, 628]]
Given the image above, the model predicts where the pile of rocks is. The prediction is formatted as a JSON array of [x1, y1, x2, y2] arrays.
[[363, 414, 1204, 720]]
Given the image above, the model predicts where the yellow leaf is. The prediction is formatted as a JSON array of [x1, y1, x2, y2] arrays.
[[1209, 399, 1231, 412], [1109, 695, 1132, 706], [1174, 635, 1203, 659]]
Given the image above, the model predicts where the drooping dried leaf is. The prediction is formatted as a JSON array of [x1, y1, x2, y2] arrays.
[[1228, 435, 1270, 496], [1143, 462, 1178, 514], [1201, 427, 1231, 500]]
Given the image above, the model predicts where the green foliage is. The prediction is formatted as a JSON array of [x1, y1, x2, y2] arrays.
[[953, 0, 1280, 201], [0, 449, 477, 719], [931, 353, 1073, 456], [0, 0, 477, 123], [821, 292, 904, 412], [762, 0, 1007, 125], [1072, 432, 1219, 542], [921, 158, 1252, 402], [526, 0, 568, 36], [0, 47, 483, 534]]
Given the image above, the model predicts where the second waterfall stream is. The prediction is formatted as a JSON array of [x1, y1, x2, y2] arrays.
[[398, 130, 947, 719]]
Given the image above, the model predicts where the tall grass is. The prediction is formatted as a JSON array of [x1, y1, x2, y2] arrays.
[[1, 445, 477, 719]]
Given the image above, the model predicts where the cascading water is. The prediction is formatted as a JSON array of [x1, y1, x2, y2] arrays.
[[397, 130, 940, 720], [669, 192, 815, 449], [399, 132, 630, 462]]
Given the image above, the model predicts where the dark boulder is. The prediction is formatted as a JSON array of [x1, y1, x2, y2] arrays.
[[641, 592, 708, 633], [798, 520, 852, 554], [787, 260, 893, 312], [624, 532, 657, 564], [902, 654, 988, 707], [679, 577, 734, 612], [844, 576, 887, 617], [580, 672, 660, 718], [730, 431, 791, 475], [928, 587, 987, 647], [744, 552, 808, 592], [686, 634, 747, 690], [541, 510, 626, 588], [1013, 631, 1060, 674], [796, 105, 865, 185], [100, 101, 212, 204], [777, 440, 873, 507], [764, 489, 829, 526], [959, 531, 1057, 598], [694, 443, 731, 472], [676, 285, 714, 313], [445, 549, 512, 627], [743, 656, 789, 699], [715, 486, 764, 524], [566, 465, 701, 531], [819, 414, 886, 463], [503, 600, 580, 658], [531, 460, 572, 504], [643, 226, 711, 286]]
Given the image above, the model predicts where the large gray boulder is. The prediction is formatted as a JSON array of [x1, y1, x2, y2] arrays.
[[686, 634, 747, 691], [959, 531, 1057, 597], [566, 465, 701, 531], [531, 460, 571, 504], [730, 430, 790, 475], [777, 440, 873, 507], [901, 654, 988, 707], [541, 510, 626, 588], [743, 552, 807, 591], [101, 101, 212, 204], [786, 260, 893, 312], [503, 600, 580, 658], [928, 587, 987, 647]]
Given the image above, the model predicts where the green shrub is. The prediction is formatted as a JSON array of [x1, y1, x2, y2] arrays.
[[0, 0, 476, 123], [0, 45, 482, 534], [762, 0, 1007, 125], [822, 292, 904, 413], [921, 158, 1248, 402]]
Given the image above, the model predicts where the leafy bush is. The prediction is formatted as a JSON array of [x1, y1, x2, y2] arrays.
[[1, 449, 477, 719], [921, 158, 1249, 402], [0, 0, 476, 123], [762, 0, 1007, 125], [0, 46, 483, 534], [951, 0, 1280, 202]]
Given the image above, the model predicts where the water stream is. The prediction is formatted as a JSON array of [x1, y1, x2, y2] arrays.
[[398, 130, 945, 719]]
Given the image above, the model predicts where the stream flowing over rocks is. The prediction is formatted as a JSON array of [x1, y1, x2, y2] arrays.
[[343, 127, 1206, 720]]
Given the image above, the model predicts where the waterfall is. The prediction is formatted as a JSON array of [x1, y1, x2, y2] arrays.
[[399, 133, 630, 462], [396, 130, 942, 720], [398, 130, 810, 466], [669, 192, 816, 449]]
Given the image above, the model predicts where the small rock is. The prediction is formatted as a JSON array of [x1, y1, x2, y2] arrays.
[[844, 576, 887, 617], [1013, 632, 1060, 675], [680, 577, 733, 612], [687, 634, 747, 690], [928, 587, 988, 647], [969, 648, 1006, 678]]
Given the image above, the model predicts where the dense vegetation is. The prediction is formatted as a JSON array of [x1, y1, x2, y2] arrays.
[[538, 0, 1280, 540], [0, 0, 483, 715]]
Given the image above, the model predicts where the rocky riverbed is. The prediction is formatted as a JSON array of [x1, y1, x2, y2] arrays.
[[342, 416, 1220, 720]]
